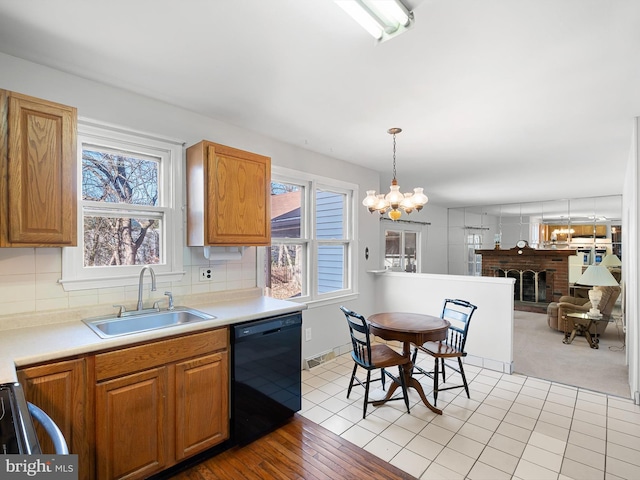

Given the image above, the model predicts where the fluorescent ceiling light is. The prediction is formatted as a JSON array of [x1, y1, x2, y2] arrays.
[[335, 0, 414, 43], [372, 0, 411, 26]]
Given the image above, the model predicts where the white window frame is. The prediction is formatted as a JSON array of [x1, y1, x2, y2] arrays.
[[60, 119, 185, 291], [466, 233, 483, 276], [383, 226, 421, 272], [259, 166, 358, 307]]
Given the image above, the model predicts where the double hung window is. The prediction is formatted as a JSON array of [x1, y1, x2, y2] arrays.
[[262, 168, 357, 304], [61, 121, 184, 290]]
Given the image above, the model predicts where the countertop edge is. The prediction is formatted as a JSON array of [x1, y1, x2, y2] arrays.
[[1, 296, 306, 384]]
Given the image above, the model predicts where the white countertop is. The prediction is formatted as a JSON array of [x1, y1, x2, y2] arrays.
[[0, 296, 306, 383]]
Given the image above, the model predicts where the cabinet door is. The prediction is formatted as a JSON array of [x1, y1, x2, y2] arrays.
[[175, 350, 229, 460], [186, 140, 271, 246], [96, 367, 169, 480], [207, 143, 270, 245], [17, 358, 92, 480], [2, 91, 77, 246]]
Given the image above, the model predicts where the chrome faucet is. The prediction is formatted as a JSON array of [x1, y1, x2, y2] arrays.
[[164, 291, 174, 310], [137, 266, 157, 311]]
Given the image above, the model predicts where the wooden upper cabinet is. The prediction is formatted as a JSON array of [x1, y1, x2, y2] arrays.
[[0, 90, 77, 247], [186, 140, 271, 246]]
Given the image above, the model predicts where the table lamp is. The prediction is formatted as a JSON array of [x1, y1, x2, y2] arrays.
[[600, 254, 622, 268], [576, 264, 619, 318]]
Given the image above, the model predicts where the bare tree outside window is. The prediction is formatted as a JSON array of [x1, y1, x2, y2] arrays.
[[267, 182, 303, 299], [82, 149, 161, 267]]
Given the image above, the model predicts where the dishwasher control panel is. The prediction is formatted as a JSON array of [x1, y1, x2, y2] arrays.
[[234, 312, 302, 340]]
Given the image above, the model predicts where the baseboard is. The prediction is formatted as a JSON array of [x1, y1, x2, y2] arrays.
[[465, 354, 513, 374]]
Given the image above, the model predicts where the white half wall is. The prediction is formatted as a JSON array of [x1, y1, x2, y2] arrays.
[[373, 272, 515, 373]]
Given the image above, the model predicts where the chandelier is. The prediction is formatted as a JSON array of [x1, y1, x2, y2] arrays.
[[362, 128, 428, 221]]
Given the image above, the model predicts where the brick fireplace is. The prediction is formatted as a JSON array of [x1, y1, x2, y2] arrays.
[[475, 246, 577, 311]]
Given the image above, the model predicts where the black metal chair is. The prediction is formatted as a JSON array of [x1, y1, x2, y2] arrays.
[[340, 306, 411, 418], [411, 299, 477, 406]]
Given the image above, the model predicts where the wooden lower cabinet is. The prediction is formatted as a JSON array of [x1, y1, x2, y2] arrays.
[[17, 327, 229, 480], [96, 367, 169, 480], [17, 358, 93, 480], [94, 328, 230, 480], [175, 351, 229, 460]]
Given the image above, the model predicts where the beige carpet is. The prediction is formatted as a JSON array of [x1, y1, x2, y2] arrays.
[[513, 310, 630, 399]]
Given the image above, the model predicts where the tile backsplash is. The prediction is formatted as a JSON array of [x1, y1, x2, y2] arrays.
[[0, 246, 258, 329]]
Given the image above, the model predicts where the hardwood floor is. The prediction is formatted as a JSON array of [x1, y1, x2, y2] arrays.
[[165, 414, 416, 480]]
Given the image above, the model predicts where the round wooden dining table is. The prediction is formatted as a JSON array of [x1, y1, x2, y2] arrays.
[[368, 312, 450, 415]]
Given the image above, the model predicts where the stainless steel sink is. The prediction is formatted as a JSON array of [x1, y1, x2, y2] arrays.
[[83, 307, 216, 339]]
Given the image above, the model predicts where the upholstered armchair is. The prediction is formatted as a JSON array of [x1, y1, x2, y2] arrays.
[[547, 285, 621, 335]]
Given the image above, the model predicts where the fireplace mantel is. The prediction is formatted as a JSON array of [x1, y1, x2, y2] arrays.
[[476, 246, 577, 259]]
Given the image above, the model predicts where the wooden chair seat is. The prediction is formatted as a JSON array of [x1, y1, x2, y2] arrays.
[[341, 306, 411, 418], [370, 344, 411, 368], [412, 299, 477, 406], [418, 341, 464, 359]]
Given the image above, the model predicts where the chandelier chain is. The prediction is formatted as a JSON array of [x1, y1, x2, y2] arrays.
[[392, 132, 397, 180], [361, 126, 428, 221]]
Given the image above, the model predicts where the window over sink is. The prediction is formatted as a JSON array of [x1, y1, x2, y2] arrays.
[[60, 120, 184, 291], [81, 146, 161, 266]]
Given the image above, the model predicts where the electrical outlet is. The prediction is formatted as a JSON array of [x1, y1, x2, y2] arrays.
[[305, 328, 312, 341], [199, 267, 213, 281]]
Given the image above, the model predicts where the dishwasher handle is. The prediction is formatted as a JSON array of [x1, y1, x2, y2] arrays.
[[261, 327, 282, 336], [233, 313, 302, 341]]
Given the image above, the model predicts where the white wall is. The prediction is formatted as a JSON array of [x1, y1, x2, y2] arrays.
[[623, 118, 639, 404], [422, 205, 449, 274], [372, 272, 515, 373]]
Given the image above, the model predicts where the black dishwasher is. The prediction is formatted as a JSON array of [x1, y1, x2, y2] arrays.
[[231, 312, 302, 445]]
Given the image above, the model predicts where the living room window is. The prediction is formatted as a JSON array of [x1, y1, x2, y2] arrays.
[[60, 121, 184, 290], [467, 233, 482, 276], [261, 167, 357, 304]]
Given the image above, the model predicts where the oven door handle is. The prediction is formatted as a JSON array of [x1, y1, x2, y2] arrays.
[[27, 402, 69, 454]]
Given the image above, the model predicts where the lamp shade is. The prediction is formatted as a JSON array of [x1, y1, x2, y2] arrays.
[[600, 254, 622, 267], [576, 264, 619, 286]]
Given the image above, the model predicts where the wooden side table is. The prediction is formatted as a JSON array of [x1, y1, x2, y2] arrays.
[[563, 312, 610, 349]]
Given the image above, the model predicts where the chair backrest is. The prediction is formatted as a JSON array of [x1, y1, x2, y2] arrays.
[[595, 285, 621, 316], [340, 306, 373, 368], [441, 299, 478, 353]]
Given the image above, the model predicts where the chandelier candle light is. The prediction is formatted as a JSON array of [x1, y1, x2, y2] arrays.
[[362, 128, 428, 221]]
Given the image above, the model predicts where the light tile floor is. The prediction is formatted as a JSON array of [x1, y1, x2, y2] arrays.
[[300, 352, 640, 480]]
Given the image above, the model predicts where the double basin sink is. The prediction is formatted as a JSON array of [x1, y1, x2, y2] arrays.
[[83, 307, 216, 339]]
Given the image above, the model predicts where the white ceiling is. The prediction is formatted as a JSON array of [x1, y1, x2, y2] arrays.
[[0, 0, 638, 209]]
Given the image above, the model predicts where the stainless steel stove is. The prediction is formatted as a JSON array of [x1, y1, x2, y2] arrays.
[[0, 383, 41, 454]]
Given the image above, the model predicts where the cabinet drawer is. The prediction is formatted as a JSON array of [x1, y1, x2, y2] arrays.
[[95, 328, 228, 381]]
